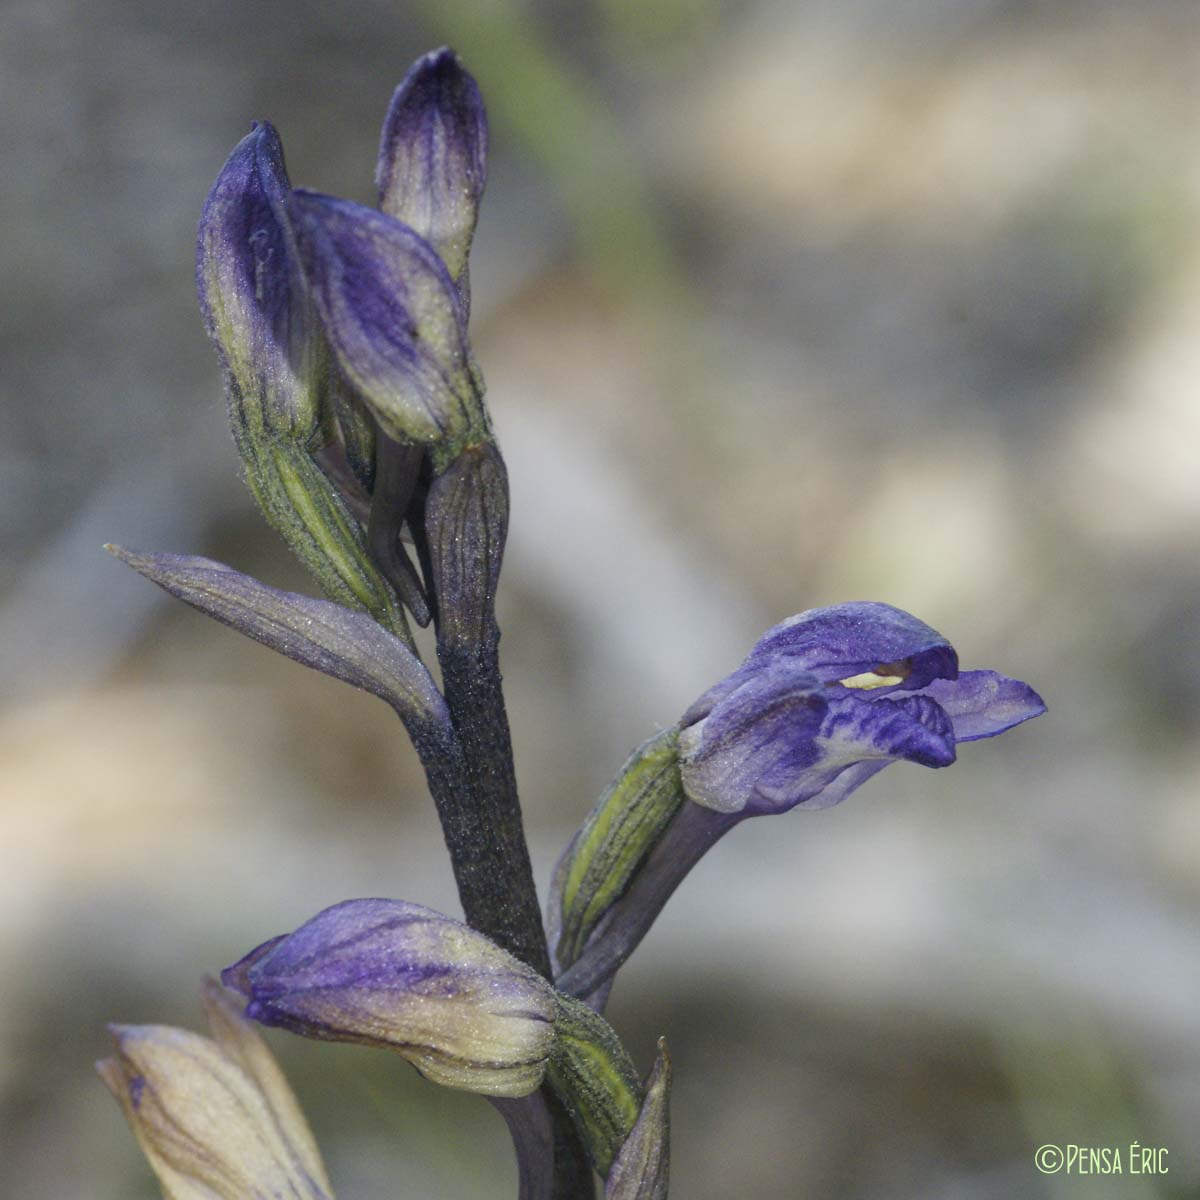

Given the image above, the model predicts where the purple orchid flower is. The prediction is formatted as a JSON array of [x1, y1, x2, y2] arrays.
[[678, 601, 1041, 814], [555, 602, 1045, 1001], [289, 53, 492, 465], [193, 58, 494, 633], [222, 899, 557, 1099]]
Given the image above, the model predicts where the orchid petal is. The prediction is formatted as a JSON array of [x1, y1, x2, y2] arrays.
[[98, 985, 333, 1200], [197, 121, 320, 434]]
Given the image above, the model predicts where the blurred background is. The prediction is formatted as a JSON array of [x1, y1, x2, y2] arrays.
[[3, 0, 1199, 1196]]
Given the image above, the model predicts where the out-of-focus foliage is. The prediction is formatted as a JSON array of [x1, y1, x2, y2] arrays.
[[3, 1, 1199, 1196]]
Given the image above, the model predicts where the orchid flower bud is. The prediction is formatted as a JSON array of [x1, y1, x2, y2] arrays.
[[197, 123, 409, 639], [420, 440, 509, 651], [289, 191, 485, 466], [197, 122, 320, 435], [377, 47, 487, 288], [222, 899, 556, 1098], [97, 979, 333, 1200]]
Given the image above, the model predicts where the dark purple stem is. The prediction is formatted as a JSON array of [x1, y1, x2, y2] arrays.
[[490, 1092, 592, 1200], [434, 638, 550, 977], [414, 445, 594, 1196], [403, 714, 543, 947], [489, 1095, 555, 1200], [416, 444, 552, 977]]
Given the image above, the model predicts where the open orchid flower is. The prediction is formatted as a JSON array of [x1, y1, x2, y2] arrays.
[[678, 601, 1041, 814], [554, 602, 1045, 1000]]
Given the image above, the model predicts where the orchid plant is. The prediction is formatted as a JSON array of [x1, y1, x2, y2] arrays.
[[98, 47, 1045, 1200]]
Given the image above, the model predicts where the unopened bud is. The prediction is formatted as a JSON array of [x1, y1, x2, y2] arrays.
[[97, 979, 333, 1200], [222, 898, 557, 1098], [290, 191, 484, 463], [377, 47, 487, 287], [197, 121, 321, 436], [420, 440, 508, 650], [197, 124, 408, 637]]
